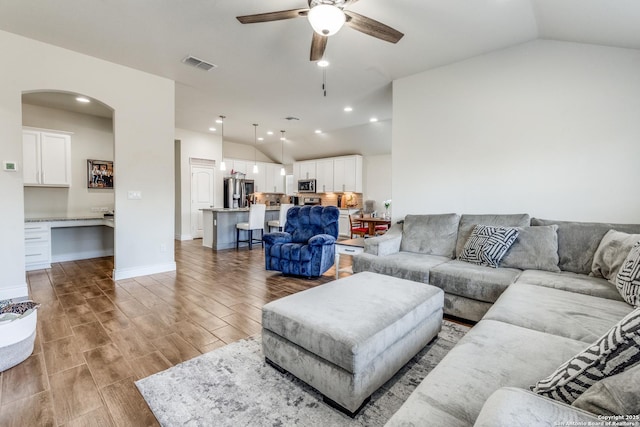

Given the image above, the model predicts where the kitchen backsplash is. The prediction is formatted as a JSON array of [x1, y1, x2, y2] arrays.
[[252, 192, 363, 209]]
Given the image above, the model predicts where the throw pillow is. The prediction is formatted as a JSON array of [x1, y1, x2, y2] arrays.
[[572, 362, 640, 416], [615, 241, 640, 307], [458, 225, 519, 268], [400, 213, 461, 257], [531, 308, 640, 404], [500, 225, 561, 272], [591, 230, 640, 283]]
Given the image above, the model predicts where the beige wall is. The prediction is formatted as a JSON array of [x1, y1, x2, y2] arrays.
[[0, 29, 175, 297], [393, 40, 640, 223], [363, 154, 392, 216], [22, 103, 115, 218]]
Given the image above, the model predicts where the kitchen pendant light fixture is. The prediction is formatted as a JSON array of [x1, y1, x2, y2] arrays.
[[280, 130, 286, 176], [219, 115, 227, 171], [252, 123, 259, 174]]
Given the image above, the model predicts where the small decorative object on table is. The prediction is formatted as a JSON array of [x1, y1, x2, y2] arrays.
[[384, 199, 392, 220]]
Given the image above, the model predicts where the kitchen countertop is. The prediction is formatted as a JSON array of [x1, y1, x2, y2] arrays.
[[25, 215, 109, 222], [25, 216, 114, 228], [201, 206, 283, 212]]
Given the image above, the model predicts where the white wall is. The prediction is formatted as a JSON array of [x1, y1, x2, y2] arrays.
[[22, 103, 114, 218], [393, 40, 640, 223], [363, 154, 392, 216], [0, 29, 175, 297], [174, 128, 222, 240], [224, 140, 275, 163]]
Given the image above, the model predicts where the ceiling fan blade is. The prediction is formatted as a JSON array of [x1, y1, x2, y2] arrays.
[[344, 11, 404, 44], [237, 8, 309, 24], [310, 32, 328, 61]]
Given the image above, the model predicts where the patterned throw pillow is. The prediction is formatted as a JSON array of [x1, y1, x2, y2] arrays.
[[531, 308, 640, 404], [615, 241, 640, 307], [458, 225, 519, 268]]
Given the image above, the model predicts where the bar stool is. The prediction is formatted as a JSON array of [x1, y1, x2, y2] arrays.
[[267, 203, 293, 232], [236, 204, 266, 250]]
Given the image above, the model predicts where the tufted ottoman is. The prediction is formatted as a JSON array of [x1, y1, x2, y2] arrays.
[[262, 271, 444, 415]]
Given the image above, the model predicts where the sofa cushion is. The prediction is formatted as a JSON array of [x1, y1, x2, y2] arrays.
[[455, 214, 530, 258], [531, 308, 640, 404], [615, 241, 640, 307], [352, 251, 450, 284], [385, 320, 587, 427], [572, 362, 640, 417], [592, 230, 640, 282], [458, 225, 519, 268], [484, 283, 634, 343], [531, 218, 640, 275], [400, 213, 460, 257], [515, 270, 624, 301], [429, 260, 521, 303], [500, 225, 561, 272]]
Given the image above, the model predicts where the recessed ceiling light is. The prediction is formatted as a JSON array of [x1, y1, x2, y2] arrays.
[[76, 97, 90, 103], [258, 137, 264, 141], [317, 60, 330, 68], [344, 106, 353, 112], [215, 119, 223, 124], [315, 129, 322, 134], [209, 127, 216, 132], [267, 131, 274, 135], [370, 117, 378, 123]]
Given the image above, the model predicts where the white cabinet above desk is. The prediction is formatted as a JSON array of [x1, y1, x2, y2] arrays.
[[23, 127, 72, 187]]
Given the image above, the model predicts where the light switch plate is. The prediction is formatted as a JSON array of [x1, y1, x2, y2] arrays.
[[127, 190, 142, 200], [3, 161, 17, 171]]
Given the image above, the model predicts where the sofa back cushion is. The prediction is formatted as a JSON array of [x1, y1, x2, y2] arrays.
[[455, 214, 531, 258], [500, 225, 561, 272], [531, 218, 640, 274], [400, 213, 460, 257]]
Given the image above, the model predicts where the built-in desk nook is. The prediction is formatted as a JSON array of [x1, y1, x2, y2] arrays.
[[24, 217, 114, 271]]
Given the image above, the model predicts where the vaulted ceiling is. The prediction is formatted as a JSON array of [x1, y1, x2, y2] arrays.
[[2, 0, 639, 163]]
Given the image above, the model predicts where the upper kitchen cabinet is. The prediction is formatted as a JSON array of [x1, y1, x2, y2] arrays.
[[265, 163, 285, 193], [316, 159, 334, 193], [295, 160, 316, 181], [334, 155, 363, 193], [23, 127, 72, 187], [247, 162, 267, 192]]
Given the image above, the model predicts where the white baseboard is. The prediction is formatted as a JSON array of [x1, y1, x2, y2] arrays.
[[175, 234, 194, 241], [0, 282, 29, 300], [112, 262, 177, 281], [51, 249, 114, 263]]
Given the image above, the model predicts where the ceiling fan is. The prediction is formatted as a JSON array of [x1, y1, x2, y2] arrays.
[[236, 0, 404, 61]]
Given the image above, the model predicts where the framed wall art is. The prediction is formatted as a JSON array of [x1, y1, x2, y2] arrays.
[[87, 159, 114, 189]]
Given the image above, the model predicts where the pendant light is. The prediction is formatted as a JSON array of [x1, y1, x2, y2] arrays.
[[252, 123, 259, 173], [219, 115, 226, 171], [280, 130, 286, 176]]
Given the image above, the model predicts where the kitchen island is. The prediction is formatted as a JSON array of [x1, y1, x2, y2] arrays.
[[201, 206, 281, 250]]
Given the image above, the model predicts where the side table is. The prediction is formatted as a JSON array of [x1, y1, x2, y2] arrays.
[[334, 237, 365, 279]]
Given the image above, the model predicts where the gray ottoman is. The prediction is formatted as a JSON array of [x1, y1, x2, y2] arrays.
[[262, 271, 444, 415]]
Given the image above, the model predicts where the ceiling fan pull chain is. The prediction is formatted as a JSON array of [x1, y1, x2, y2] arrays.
[[323, 68, 327, 97]]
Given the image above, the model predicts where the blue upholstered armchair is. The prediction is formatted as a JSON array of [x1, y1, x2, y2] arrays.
[[263, 205, 340, 277]]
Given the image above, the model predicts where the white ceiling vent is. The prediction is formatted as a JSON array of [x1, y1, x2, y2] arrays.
[[182, 55, 217, 71]]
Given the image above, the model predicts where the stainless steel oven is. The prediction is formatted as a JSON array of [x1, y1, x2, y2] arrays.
[[297, 179, 316, 193]]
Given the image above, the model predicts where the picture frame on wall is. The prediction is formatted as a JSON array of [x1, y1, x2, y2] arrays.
[[87, 159, 114, 189]]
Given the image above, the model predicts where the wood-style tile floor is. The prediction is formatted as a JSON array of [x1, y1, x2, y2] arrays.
[[0, 239, 345, 426]]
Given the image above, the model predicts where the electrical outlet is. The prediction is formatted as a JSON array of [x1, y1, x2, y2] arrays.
[[100, 207, 109, 212], [127, 190, 142, 200], [91, 207, 101, 212]]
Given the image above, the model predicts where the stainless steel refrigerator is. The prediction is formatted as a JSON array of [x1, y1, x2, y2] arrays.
[[224, 173, 248, 209]]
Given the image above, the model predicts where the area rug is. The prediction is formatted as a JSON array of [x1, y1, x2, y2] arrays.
[[136, 320, 470, 427]]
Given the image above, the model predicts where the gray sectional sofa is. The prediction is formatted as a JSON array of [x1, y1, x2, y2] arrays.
[[351, 214, 640, 426]]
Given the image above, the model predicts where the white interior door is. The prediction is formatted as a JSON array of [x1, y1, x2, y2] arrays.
[[191, 165, 215, 239]]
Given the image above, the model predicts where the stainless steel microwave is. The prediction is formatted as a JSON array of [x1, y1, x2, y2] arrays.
[[297, 179, 316, 193]]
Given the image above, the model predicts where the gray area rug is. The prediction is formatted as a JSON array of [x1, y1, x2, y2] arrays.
[[136, 320, 469, 427]]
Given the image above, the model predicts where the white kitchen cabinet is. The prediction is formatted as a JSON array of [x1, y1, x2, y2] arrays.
[[248, 161, 267, 192], [316, 159, 334, 193], [265, 163, 285, 193], [334, 155, 363, 193], [24, 223, 51, 271], [230, 159, 248, 175], [23, 128, 72, 187], [295, 161, 316, 181]]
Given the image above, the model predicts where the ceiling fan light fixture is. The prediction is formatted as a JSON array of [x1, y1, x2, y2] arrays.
[[308, 4, 345, 36]]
